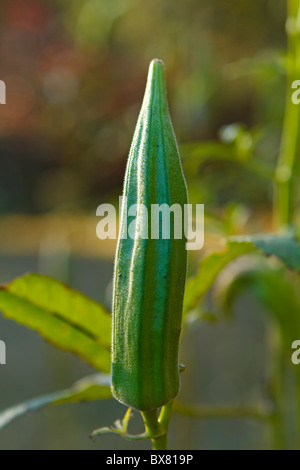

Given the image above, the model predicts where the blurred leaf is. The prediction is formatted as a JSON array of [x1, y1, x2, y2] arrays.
[[0, 373, 112, 431], [219, 123, 248, 144], [184, 234, 300, 320], [185, 308, 218, 328], [181, 129, 272, 181], [0, 274, 111, 372], [229, 234, 300, 272], [182, 141, 233, 162], [3, 274, 111, 345], [223, 52, 286, 81], [183, 242, 255, 320], [215, 263, 300, 349], [74, 0, 137, 45], [221, 203, 251, 235], [219, 124, 261, 162]]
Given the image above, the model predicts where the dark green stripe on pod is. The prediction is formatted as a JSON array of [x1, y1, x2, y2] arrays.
[[111, 59, 188, 411]]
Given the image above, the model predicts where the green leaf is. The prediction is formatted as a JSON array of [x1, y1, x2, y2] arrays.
[[183, 234, 300, 320], [215, 263, 300, 349], [223, 53, 286, 81], [5, 274, 111, 345], [0, 274, 111, 372], [181, 132, 273, 181], [183, 242, 255, 320], [0, 373, 112, 431], [229, 234, 300, 271], [182, 141, 233, 162]]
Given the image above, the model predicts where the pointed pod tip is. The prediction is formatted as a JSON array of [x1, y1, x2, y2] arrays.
[[151, 58, 165, 66], [147, 59, 166, 83], [143, 59, 167, 107], [149, 58, 165, 71]]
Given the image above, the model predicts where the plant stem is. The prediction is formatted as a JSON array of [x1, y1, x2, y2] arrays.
[[294, 370, 300, 448], [266, 322, 287, 450], [159, 400, 174, 429], [151, 432, 168, 450], [141, 401, 173, 450], [141, 408, 166, 450], [274, 0, 300, 229]]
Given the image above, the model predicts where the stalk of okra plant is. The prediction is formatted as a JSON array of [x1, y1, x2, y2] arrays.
[[111, 59, 188, 446], [274, 0, 300, 228]]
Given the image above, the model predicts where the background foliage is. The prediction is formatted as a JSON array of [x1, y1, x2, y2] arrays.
[[0, 0, 299, 450]]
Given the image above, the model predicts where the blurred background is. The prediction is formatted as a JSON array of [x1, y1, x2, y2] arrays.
[[0, 0, 289, 449]]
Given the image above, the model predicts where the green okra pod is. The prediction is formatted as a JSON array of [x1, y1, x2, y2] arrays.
[[112, 59, 188, 411]]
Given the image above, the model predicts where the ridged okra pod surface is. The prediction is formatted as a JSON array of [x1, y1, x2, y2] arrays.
[[112, 59, 188, 411]]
